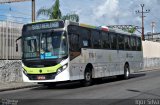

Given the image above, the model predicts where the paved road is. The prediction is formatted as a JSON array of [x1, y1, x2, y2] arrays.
[[0, 70, 160, 105]]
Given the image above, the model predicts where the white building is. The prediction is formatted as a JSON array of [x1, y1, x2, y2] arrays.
[[0, 21, 23, 60]]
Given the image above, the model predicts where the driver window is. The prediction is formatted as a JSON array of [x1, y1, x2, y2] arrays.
[[69, 34, 79, 52], [68, 25, 81, 60], [68, 25, 80, 52]]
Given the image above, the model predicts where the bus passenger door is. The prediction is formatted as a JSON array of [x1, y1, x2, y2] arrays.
[[68, 33, 81, 80]]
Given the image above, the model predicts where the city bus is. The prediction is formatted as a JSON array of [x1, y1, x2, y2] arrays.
[[16, 20, 143, 86]]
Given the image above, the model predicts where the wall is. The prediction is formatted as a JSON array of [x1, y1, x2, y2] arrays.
[[143, 41, 160, 70], [0, 60, 22, 83], [0, 21, 22, 60]]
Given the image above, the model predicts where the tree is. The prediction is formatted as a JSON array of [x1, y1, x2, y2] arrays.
[[62, 13, 79, 22], [123, 26, 136, 34], [37, 0, 61, 19], [128, 27, 136, 33], [37, 0, 80, 22]]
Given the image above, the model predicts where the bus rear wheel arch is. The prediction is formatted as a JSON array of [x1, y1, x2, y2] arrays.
[[81, 64, 93, 86]]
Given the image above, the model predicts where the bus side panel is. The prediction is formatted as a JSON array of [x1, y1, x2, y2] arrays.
[[128, 51, 143, 73], [69, 50, 88, 81], [69, 49, 143, 81], [80, 49, 124, 78]]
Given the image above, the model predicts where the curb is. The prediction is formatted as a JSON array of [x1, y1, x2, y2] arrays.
[[140, 68, 160, 73], [0, 84, 41, 92]]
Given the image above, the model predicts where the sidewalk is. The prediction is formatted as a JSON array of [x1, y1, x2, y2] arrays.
[[0, 82, 40, 92]]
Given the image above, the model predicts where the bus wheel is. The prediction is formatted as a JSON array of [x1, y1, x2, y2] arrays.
[[124, 64, 130, 79], [82, 68, 93, 86]]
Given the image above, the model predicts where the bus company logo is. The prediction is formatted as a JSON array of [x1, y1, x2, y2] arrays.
[[39, 69, 42, 73]]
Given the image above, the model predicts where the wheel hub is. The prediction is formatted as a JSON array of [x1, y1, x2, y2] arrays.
[[86, 72, 91, 81]]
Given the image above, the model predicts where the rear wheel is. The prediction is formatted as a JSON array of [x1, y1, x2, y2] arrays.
[[124, 64, 130, 79], [81, 68, 93, 86]]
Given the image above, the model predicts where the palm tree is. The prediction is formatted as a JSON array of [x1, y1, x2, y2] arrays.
[[62, 13, 79, 22], [37, 0, 61, 19]]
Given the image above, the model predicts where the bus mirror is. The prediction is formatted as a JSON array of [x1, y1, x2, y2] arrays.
[[15, 36, 22, 52], [16, 43, 18, 52]]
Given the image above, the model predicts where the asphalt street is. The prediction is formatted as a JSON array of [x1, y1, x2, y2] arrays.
[[0, 70, 160, 105]]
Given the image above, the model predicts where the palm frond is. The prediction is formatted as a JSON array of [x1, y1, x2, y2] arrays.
[[37, 7, 52, 18]]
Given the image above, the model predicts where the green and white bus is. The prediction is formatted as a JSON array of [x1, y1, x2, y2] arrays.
[[17, 20, 143, 86]]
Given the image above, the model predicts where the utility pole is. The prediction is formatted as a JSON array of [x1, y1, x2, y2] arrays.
[[136, 4, 150, 41], [32, 0, 35, 22], [151, 22, 156, 40], [151, 22, 155, 33]]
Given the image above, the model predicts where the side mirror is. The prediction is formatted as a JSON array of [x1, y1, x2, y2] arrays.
[[16, 43, 18, 52], [16, 36, 22, 52]]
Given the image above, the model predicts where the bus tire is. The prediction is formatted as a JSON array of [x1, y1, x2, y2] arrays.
[[124, 64, 130, 79], [81, 68, 93, 86]]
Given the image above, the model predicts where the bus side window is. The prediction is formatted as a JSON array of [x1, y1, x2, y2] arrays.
[[131, 37, 136, 51], [79, 27, 91, 48], [110, 33, 117, 50], [125, 36, 131, 50], [137, 37, 142, 51], [118, 35, 124, 50], [92, 30, 101, 49], [101, 32, 110, 49], [69, 34, 80, 52]]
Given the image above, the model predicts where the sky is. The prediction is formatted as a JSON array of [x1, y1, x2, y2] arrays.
[[0, 0, 160, 34]]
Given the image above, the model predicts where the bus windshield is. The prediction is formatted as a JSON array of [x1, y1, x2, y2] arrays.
[[23, 31, 68, 59]]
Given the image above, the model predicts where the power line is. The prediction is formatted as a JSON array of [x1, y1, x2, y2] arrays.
[[0, 9, 31, 18], [0, 7, 45, 20], [138, 7, 160, 33], [0, 19, 28, 24], [0, 14, 31, 19], [3, 3, 32, 12], [0, 0, 35, 22]]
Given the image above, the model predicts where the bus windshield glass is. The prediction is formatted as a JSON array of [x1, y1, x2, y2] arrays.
[[23, 31, 68, 59]]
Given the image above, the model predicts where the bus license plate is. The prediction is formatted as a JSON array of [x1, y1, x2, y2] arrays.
[[37, 75, 46, 80]]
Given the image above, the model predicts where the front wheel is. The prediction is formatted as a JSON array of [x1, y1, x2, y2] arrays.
[[81, 68, 93, 86]]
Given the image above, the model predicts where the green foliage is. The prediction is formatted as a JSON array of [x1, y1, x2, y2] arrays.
[[128, 27, 136, 33], [37, 0, 79, 22], [62, 13, 79, 22], [37, 0, 61, 19], [123, 26, 136, 33], [52, 0, 61, 19]]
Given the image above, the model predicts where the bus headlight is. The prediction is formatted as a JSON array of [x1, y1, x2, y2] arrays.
[[57, 63, 68, 74]]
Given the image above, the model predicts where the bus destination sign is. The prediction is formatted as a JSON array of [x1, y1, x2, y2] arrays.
[[25, 21, 64, 31]]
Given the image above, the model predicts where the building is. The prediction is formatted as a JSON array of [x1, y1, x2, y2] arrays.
[[0, 21, 23, 60], [145, 33, 160, 42]]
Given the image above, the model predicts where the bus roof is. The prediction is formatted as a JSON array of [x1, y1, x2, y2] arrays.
[[30, 19, 63, 24], [25, 20, 140, 37]]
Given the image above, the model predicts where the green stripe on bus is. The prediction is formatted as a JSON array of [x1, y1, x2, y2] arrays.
[[31, 19, 62, 24], [23, 64, 62, 74]]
